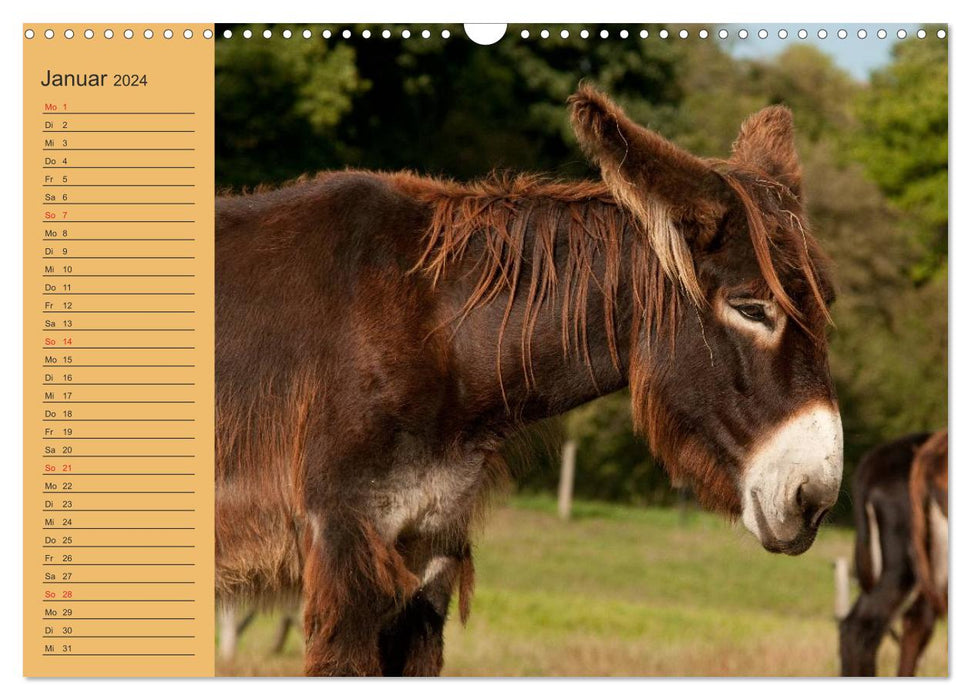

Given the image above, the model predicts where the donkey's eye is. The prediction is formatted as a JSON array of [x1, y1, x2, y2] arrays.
[[732, 303, 770, 325]]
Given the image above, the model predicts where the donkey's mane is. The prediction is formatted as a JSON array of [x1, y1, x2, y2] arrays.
[[382, 169, 831, 397], [388, 171, 672, 396]]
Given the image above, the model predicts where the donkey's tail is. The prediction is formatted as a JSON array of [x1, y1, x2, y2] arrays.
[[910, 429, 948, 615]]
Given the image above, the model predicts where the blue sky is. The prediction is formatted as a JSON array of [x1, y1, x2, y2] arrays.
[[719, 24, 927, 81]]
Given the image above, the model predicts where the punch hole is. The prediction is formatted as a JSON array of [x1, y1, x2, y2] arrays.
[[877, 29, 887, 39], [104, 29, 114, 39], [323, 29, 332, 39], [144, 29, 154, 39], [779, 29, 789, 39], [897, 29, 906, 39], [797, 29, 808, 39], [242, 29, 252, 39], [302, 29, 311, 39], [282, 29, 292, 39], [441, 29, 450, 39], [263, 29, 272, 39], [619, 29, 629, 39], [757, 29, 767, 39], [203, 29, 213, 39], [342, 29, 351, 39], [937, 29, 946, 39], [223, 29, 233, 38], [679, 29, 688, 39], [718, 29, 728, 39], [659, 29, 669, 39], [917, 29, 926, 39], [64, 29, 74, 39], [581, 29, 589, 39], [561, 30, 570, 39], [737, 29, 747, 39], [44, 29, 54, 39], [124, 29, 134, 39], [24, 28, 34, 39], [184, 29, 193, 39], [464, 24, 506, 45], [164, 29, 174, 39], [817, 29, 827, 39], [856, 29, 866, 39], [640, 29, 648, 39], [422, 29, 431, 39], [600, 29, 608, 39], [540, 29, 550, 39], [401, 29, 411, 38], [520, 29, 529, 39], [382, 29, 391, 39], [362, 29, 371, 39]]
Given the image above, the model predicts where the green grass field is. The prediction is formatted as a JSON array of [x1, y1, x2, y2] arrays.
[[216, 494, 947, 677]]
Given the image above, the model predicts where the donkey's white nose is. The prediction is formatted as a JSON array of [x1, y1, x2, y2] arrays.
[[740, 403, 843, 554]]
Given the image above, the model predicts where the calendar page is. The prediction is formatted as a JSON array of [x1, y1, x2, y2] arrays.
[[21, 20, 949, 680]]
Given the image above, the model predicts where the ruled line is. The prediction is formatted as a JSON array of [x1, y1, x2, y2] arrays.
[[42, 129, 195, 133], [42, 111, 196, 115], [43, 563, 196, 566], [43, 635, 197, 639]]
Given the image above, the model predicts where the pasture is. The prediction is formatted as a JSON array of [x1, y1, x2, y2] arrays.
[[216, 494, 947, 677]]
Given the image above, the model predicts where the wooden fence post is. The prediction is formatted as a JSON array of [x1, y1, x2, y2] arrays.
[[558, 439, 577, 521], [217, 604, 238, 663], [834, 556, 851, 620]]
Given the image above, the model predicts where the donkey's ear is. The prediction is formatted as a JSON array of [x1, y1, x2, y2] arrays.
[[569, 85, 728, 304], [569, 85, 726, 233], [731, 105, 802, 195]]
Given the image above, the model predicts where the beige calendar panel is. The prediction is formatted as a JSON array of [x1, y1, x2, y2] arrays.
[[23, 24, 215, 677]]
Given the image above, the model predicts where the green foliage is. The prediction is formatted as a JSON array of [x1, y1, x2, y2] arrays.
[[513, 393, 679, 506], [215, 27, 947, 519], [216, 25, 367, 187], [852, 34, 948, 280]]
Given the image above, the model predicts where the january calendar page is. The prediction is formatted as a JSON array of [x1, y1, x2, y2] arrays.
[[16, 10, 951, 686]]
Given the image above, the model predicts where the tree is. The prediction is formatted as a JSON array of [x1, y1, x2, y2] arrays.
[[215, 25, 367, 187], [852, 34, 948, 281]]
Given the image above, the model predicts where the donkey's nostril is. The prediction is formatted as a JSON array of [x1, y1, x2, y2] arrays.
[[796, 481, 830, 529], [810, 506, 830, 529]]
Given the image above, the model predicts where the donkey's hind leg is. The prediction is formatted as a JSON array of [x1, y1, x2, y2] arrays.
[[897, 593, 936, 676], [839, 579, 911, 676]]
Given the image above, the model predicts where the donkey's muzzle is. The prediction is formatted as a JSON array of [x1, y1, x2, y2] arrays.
[[740, 403, 843, 555]]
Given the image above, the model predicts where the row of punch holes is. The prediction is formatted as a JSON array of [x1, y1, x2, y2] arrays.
[[24, 26, 947, 42], [218, 26, 946, 41], [24, 27, 214, 39]]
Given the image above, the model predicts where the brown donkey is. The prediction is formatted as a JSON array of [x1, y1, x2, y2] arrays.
[[840, 429, 948, 676], [214, 86, 843, 676]]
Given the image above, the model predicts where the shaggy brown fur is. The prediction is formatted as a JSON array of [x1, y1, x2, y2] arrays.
[[910, 428, 948, 615]]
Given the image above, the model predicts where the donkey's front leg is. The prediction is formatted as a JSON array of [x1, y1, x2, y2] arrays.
[[377, 547, 472, 676], [300, 512, 419, 676]]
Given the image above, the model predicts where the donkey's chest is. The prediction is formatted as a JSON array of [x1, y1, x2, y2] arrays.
[[369, 441, 488, 540]]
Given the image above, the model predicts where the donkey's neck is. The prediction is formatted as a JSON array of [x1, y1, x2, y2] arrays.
[[433, 191, 638, 428]]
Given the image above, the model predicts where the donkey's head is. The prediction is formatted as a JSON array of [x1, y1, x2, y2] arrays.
[[570, 85, 841, 555]]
